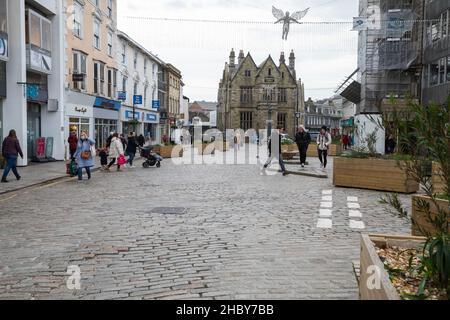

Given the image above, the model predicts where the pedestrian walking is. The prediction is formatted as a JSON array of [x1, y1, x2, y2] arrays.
[[1, 130, 24, 183], [264, 126, 287, 176], [386, 134, 396, 154], [74, 131, 95, 182], [137, 134, 145, 147], [120, 133, 127, 150], [125, 132, 138, 168], [342, 135, 349, 150], [317, 126, 332, 170], [68, 129, 78, 159], [98, 145, 109, 170], [106, 133, 125, 172], [106, 132, 114, 148], [295, 125, 311, 168]]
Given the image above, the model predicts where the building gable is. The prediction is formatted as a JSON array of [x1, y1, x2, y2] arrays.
[[230, 53, 258, 83]]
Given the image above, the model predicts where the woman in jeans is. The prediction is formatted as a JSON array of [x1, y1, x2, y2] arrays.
[[74, 131, 95, 182], [1, 130, 24, 183], [125, 132, 138, 168]]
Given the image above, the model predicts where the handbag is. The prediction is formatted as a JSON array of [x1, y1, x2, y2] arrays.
[[117, 154, 127, 166], [81, 150, 91, 160]]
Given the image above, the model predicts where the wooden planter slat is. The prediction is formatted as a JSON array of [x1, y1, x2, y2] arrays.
[[333, 157, 419, 194], [307, 144, 342, 157], [155, 146, 183, 158], [360, 234, 426, 300], [412, 195, 450, 236], [432, 162, 446, 194]]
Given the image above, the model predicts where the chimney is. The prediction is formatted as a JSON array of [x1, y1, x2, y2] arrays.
[[289, 50, 295, 70], [280, 52, 285, 65], [229, 49, 236, 69], [238, 50, 245, 65]]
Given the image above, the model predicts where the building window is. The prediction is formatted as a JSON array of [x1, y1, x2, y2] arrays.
[[107, 0, 113, 19], [245, 70, 251, 77], [134, 82, 138, 96], [240, 87, 253, 103], [122, 76, 127, 94], [93, 61, 105, 95], [144, 85, 148, 107], [439, 58, 446, 84], [268, 68, 272, 76], [107, 31, 113, 56], [240, 112, 253, 131], [431, 19, 440, 42], [121, 43, 126, 64], [94, 0, 99, 7], [144, 59, 148, 75], [134, 50, 138, 69], [107, 69, 113, 98], [447, 57, 450, 83], [277, 113, 286, 130], [278, 88, 287, 103], [93, 19, 100, 49], [0, 0, 7, 35], [72, 2, 83, 38], [430, 61, 439, 86], [26, 10, 52, 53], [73, 51, 87, 91], [442, 10, 448, 39], [263, 88, 276, 102]]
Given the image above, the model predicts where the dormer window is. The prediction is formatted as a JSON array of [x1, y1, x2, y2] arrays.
[[268, 68, 272, 76], [245, 70, 251, 77]]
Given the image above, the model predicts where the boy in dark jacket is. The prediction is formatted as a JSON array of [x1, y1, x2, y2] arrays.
[[295, 125, 311, 168]]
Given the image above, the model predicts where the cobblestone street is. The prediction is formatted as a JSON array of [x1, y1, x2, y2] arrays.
[[0, 150, 412, 300]]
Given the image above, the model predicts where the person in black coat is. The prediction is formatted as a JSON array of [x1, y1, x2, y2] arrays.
[[386, 134, 396, 154], [137, 134, 145, 147], [125, 133, 138, 167], [295, 125, 311, 168]]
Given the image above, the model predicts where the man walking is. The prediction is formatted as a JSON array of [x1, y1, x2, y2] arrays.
[[317, 126, 332, 170], [263, 126, 287, 176], [295, 125, 311, 168]]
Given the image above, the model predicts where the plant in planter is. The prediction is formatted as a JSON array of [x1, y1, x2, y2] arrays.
[[333, 128, 419, 193], [370, 98, 450, 300]]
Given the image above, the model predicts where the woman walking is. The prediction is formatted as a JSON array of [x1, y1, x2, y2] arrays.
[[125, 132, 138, 168], [74, 131, 95, 182], [317, 126, 332, 170], [1, 130, 24, 183], [106, 133, 125, 171], [295, 125, 311, 168]]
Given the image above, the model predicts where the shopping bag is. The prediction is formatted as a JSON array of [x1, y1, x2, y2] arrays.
[[117, 154, 127, 166]]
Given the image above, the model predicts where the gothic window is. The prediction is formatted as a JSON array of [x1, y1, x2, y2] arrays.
[[240, 112, 253, 131], [240, 87, 253, 103]]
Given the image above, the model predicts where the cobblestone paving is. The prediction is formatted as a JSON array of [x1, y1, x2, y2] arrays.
[[0, 151, 412, 300]]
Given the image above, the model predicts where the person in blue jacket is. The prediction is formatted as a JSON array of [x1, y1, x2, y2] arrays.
[[74, 131, 95, 182]]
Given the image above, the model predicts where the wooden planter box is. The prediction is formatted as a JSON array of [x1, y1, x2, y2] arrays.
[[360, 234, 426, 300], [333, 157, 420, 194], [307, 144, 342, 157], [432, 162, 446, 194], [154, 145, 183, 158], [412, 195, 450, 237], [215, 141, 230, 152], [198, 143, 215, 155]]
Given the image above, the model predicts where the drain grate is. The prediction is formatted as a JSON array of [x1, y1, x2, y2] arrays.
[[149, 207, 188, 215]]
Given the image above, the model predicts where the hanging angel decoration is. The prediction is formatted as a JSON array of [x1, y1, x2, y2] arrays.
[[272, 6, 310, 41]]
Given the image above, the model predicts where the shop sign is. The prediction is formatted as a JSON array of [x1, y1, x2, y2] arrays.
[[72, 74, 84, 82], [74, 107, 88, 114], [133, 95, 143, 105], [125, 110, 141, 120], [146, 113, 157, 122], [152, 100, 160, 109], [118, 91, 127, 101]]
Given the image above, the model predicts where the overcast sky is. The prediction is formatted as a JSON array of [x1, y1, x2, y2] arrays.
[[118, 0, 359, 102]]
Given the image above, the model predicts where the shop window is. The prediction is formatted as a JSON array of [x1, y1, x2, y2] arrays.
[[447, 57, 450, 83], [439, 58, 446, 85], [442, 10, 448, 38]]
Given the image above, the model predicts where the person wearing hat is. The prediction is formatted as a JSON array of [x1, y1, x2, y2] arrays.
[[295, 125, 311, 168], [317, 126, 332, 170]]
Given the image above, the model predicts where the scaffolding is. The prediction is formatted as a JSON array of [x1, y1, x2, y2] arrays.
[[359, 0, 424, 113]]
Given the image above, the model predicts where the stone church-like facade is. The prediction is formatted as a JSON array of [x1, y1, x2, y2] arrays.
[[217, 49, 305, 137]]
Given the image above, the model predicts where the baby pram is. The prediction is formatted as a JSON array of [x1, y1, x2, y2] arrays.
[[140, 146, 162, 168]]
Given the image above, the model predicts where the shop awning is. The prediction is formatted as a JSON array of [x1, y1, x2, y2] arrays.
[[94, 97, 121, 111]]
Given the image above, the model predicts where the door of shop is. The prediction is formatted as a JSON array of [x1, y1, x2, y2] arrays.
[[27, 103, 41, 159]]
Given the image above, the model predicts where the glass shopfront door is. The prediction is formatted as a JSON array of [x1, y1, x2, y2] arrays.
[[27, 103, 41, 159], [95, 119, 117, 149]]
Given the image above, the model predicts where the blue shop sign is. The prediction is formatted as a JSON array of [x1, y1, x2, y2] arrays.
[[146, 113, 158, 122], [152, 100, 160, 109], [94, 97, 121, 111], [133, 95, 143, 105], [125, 110, 141, 120]]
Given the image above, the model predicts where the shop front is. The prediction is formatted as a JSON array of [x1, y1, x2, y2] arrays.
[[65, 91, 95, 159], [143, 112, 159, 142], [121, 107, 142, 136], [26, 72, 48, 160], [93, 97, 120, 149]]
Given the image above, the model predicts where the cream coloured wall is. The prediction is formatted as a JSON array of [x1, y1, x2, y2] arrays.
[[65, 0, 118, 96]]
